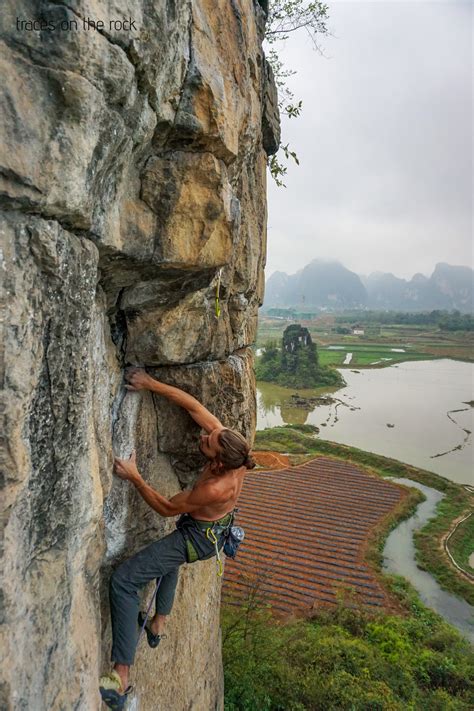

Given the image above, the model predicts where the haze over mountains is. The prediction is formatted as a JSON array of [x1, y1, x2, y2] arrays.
[[264, 260, 474, 313]]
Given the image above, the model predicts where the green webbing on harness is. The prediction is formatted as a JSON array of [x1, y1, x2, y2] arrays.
[[185, 539, 199, 563]]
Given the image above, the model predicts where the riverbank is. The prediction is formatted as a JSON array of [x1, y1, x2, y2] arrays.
[[254, 426, 474, 606], [383, 478, 474, 643], [446, 513, 474, 580]]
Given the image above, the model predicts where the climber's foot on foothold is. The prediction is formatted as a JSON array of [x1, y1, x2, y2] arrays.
[[138, 611, 166, 648], [99, 670, 132, 709]]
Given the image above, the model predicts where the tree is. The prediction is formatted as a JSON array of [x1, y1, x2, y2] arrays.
[[265, 1, 330, 186], [255, 324, 344, 388]]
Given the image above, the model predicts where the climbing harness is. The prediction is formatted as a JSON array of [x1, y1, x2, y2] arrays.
[[176, 509, 244, 577], [137, 577, 162, 646], [215, 267, 223, 318]]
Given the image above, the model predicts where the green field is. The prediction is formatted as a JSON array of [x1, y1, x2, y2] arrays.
[[318, 344, 436, 368], [257, 315, 474, 368]]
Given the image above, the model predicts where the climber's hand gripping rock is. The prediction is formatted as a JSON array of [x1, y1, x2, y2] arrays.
[[123, 367, 223, 433], [114, 451, 140, 481], [124, 367, 154, 391]]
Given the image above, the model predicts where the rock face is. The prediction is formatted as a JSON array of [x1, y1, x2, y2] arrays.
[[1, 2, 279, 709]]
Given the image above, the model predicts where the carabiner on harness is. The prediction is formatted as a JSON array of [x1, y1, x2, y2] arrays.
[[206, 527, 223, 577]]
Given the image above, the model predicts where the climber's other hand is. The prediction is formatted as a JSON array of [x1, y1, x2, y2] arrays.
[[114, 451, 139, 480], [124, 367, 153, 391]]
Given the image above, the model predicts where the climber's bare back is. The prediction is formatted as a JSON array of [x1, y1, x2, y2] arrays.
[[187, 464, 246, 520]]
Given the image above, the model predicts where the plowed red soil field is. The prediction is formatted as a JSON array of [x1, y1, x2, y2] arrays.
[[252, 451, 290, 468], [223, 456, 408, 616]]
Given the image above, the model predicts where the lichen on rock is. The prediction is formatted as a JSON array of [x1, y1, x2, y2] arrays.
[[1, 1, 279, 709]]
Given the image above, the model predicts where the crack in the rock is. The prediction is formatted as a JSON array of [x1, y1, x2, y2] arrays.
[[43, 319, 58, 435], [108, 288, 128, 364], [111, 384, 127, 446], [142, 347, 253, 371], [171, 6, 195, 129], [146, 4, 194, 164], [0, 166, 43, 194], [1, 206, 102, 250]]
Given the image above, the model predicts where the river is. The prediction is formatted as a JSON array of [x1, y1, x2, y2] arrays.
[[257, 359, 474, 486], [383, 478, 474, 644]]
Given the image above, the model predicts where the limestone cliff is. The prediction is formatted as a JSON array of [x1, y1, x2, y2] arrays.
[[1, 1, 279, 709]]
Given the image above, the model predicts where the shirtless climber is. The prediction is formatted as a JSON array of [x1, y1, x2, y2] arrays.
[[99, 367, 255, 709]]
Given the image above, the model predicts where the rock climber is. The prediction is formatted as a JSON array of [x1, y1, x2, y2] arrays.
[[99, 367, 255, 709]]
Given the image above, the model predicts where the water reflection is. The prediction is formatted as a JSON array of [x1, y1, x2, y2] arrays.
[[257, 360, 474, 485], [257, 381, 340, 427]]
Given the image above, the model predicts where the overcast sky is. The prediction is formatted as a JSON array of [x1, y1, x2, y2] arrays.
[[265, 0, 473, 280]]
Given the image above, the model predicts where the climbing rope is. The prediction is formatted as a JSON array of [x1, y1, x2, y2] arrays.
[[215, 268, 223, 318], [137, 577, 163, 645], [206, 527, 223, 577]]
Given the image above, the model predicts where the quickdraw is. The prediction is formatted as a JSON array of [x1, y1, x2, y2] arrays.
[[206, 527, 223, 577], [215, 268, 223, 318]]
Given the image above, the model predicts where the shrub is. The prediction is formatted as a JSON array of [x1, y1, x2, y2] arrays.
[[222, 602, 474, 710]]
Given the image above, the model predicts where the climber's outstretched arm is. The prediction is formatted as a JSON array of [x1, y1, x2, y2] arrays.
[[113, 452, 225, 516], [124, 367, 223, 433]]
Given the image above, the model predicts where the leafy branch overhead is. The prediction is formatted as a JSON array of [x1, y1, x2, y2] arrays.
[[265, 1, 329, 186]]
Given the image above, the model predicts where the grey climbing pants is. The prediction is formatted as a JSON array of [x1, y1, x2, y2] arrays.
[[109, 521, 222, 666]]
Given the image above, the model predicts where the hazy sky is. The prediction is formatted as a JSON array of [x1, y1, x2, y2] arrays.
[[265, 0, 473, 280]]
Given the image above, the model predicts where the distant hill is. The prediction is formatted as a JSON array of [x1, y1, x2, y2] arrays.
[[264, 260, 367, 310], [264, 261, 474, 313], [365, 263, 474, 312]]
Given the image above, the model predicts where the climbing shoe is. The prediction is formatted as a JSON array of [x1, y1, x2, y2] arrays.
[[137, 611, 165, 648], [99, 670, 132, 709]]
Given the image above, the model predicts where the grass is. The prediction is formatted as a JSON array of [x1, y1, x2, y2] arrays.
[[448, 514, 474, 575], [254, 426, 474, 605], [414, 496, 474, 600]]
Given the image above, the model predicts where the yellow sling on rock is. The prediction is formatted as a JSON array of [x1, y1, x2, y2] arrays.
[[215, 268, 223, 318]]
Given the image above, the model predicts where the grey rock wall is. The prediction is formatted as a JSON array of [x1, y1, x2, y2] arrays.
[[1, 1, 279, 709]]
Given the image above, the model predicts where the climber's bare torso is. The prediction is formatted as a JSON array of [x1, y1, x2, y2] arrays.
[[168, 423, 246, 520], [189, 462, 246, 521]]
